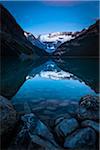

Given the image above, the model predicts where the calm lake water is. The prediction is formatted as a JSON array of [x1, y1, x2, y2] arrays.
[[12, 58, 99, 106]]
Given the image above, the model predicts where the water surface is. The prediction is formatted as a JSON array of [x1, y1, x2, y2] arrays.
[[12, 59, 98, 106]]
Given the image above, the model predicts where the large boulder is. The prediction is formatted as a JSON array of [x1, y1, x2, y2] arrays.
[[14, 113, 60, 150], [64, 127, 96, 149], [0, 95, 16, 136], [55, 118, 79, 138], [81, 120, 100, 133], [79, 95, 99, 110], [77, 95, 99, 121], [54, 113, 71, 126]]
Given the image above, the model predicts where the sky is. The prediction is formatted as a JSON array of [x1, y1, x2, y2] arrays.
[[1, 0, 99, 35]]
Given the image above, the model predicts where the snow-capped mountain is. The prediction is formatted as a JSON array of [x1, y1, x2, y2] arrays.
[[24, 32, 47, 50], [38, 32, 75, 53], [24, 32, 75, 53], [38, 32, 74, 43]]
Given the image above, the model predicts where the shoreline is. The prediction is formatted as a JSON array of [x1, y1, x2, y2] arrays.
[[0, 95, 99, 150]]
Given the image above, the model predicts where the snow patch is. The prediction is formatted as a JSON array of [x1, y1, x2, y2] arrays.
[[24, 31, 75, 53], [39, 70, 73, 80]]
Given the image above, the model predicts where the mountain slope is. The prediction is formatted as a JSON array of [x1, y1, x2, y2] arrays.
[[24, 32, 74, 53], [0, 4, 48, 61], [38, 32, 75, 53], [24, 32, 47, 51], [53, 21, 99, 57]]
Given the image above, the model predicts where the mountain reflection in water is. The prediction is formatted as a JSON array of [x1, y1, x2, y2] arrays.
[[12, 60, 97, 105]]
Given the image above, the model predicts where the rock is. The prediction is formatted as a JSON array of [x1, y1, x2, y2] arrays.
[[15, 113, 60, 150], [78, 106, 99, 121], [79, 95, 99, 110], [77, 95, 99, 121], [64, 127, 96, 149], [81, 120, 100, 133], [46, 106, 57, 111], [54, 113, 71, 126], [55, 118, 79, 137], [0, 95, 16, 136], [65, 102, 79, 117]]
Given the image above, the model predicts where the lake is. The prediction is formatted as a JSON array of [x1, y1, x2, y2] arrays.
[[11, 58, 99, 110]]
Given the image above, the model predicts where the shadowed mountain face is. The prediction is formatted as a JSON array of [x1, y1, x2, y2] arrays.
[[0, 4, 49, 98], [0, 4, 48, 61], [0, 58, 48, 99], [53, 20, 99, 57], [54, 58, 99, 93]]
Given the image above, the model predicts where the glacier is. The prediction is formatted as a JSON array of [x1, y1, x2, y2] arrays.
[[24, 31, 75, 53]]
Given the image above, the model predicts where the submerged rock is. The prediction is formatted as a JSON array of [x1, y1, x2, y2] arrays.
[[64, 127, 96, 149], [55, 118, 79, 138], [81, 120, 100, 133], [54, 113, 71, 126], [15, 113, 60, 150], [6, 96, 99, 149]]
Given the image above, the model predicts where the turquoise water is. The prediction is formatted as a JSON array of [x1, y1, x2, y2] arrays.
[[12, 60, 97, 105]]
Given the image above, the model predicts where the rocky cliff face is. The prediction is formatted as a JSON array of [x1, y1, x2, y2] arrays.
[[53, 20, 99, 57], [24, 32, 47, 51], [0, 4, 48, 61]]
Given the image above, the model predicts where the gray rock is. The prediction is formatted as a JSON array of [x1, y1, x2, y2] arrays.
[[15, 113, 60, 150], [78, 105, 99, 121], [64, 127, 96, 149], [78, 95, 99, 121], [81, 120, 100, 133], [0, 95, 16, 136], [54, 113, 71, 126], [79, 95, 99, 111], [46, 106, 57, 111], [29, 134, 59, 150], [65, 102, 79, 117], [55, 118, 79, 137]]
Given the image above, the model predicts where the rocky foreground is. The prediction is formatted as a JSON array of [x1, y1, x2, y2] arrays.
[[0, 95, 99, 150]]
